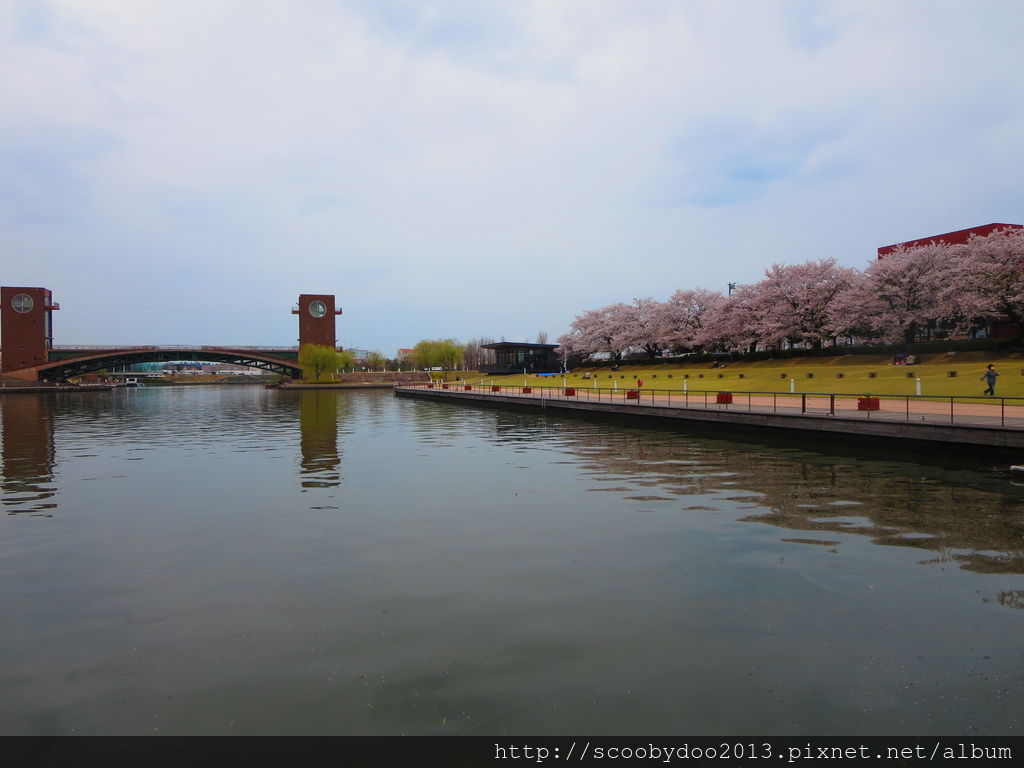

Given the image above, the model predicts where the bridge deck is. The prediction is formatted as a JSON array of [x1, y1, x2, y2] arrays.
[[29, 345, 305, 380]]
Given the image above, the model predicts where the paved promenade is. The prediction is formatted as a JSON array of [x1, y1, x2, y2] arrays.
[[567, 388, 1024, 429], [394, 383, 1024, 447]]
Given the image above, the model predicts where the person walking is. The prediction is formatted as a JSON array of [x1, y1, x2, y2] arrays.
[[981, 364, 999, 396]]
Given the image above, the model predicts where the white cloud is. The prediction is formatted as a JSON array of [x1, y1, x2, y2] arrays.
[[2, 0, 1022, 352]]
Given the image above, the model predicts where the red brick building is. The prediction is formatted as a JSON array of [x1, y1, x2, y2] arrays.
[[877, 222, 1022, 258], [877, 223, 1024, 339]]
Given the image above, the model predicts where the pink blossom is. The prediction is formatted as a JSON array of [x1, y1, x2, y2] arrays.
[[658, 288, 725, 352]]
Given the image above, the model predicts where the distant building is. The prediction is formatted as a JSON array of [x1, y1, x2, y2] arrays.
[[877, 222, 1022, 258], [347, 348, 371, 364], [479, 342, 559, 374]]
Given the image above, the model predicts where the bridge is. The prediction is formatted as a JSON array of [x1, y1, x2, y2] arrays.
[[1, 288, 342, 382], [43, 345, 303, 380]]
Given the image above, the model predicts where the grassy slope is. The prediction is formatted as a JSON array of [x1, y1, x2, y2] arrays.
[[459, 350, 1024, 398]]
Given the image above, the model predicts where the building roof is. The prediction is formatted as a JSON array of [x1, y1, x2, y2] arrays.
[[878, 223, 1022, 257]]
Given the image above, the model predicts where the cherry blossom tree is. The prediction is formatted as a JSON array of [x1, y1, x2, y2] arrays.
[[612, 298, 668, 358], [839, 243, 959, 343], [958, 227, 1024, 336], [557, 303, 633, 360], [698, 284, 764, 352], [556, 228, 1024, 356], [826, 271, 883, 343], [753, 259, 857, 348], [657, 288, 725, 352]]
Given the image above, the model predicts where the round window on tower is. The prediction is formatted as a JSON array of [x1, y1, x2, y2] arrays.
[[309, 300, 327, 318], [12, 293, 34, 313]]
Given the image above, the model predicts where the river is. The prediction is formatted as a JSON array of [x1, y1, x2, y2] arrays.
[[1, 386, 1022, 735]]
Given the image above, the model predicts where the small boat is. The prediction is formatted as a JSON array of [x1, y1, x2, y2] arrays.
[[124, 377, 141, 387]]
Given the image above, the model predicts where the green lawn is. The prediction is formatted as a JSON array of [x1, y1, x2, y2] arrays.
[[457, 350, 1024, 398]]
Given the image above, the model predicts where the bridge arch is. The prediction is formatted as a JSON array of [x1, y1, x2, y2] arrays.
[[2, 287, 342, 382], [38, 346, 302, 381]]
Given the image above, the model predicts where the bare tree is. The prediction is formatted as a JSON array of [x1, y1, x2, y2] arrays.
[[462, 337, 497, 370]]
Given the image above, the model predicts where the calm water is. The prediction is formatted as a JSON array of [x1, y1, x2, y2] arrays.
[[1, 386, 1023, 735]]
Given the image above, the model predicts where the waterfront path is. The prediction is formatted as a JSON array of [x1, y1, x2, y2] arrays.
[[394, 383, 1024, 447]]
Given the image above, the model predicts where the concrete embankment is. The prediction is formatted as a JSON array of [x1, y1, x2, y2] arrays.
[[278, 372, 431, 390], [278, 382, 396, 390], [394, 386, 1024, 449], [0, 377, 114, 395]]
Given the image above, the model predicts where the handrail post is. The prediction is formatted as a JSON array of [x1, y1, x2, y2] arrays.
[[830, 394, 835, 416], [950, 397, 954, 424], [801, 393, 806, 413]]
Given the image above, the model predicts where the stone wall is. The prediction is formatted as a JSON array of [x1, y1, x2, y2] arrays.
[[335, 371, 430, 384]]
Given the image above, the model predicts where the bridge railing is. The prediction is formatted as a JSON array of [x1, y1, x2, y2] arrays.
[[202, 345, 299, 352], [52, 344, 160, 350], [52, 344, 299, 352]]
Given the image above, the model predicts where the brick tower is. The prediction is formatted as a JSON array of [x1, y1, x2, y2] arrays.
[[292, 294, 342, 349], [1, 287, 60, 374]]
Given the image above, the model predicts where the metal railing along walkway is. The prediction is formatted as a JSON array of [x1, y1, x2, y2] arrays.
[[396, 382, 1024, 430]]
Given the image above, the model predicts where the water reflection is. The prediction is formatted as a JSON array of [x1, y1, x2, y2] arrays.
[[298, 391, 342, 488], [1, 396, 56, 516], [441, 406, 1024, 578], [3, 388, 1024, 736]]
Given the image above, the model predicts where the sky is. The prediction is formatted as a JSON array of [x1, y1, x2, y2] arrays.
[[2, 0, 1023, 354]]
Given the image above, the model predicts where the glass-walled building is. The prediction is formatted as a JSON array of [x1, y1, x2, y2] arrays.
[[479, 342, 559, 374]]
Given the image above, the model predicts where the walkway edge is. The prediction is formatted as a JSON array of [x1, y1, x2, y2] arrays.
[[393, 387, 1024, 448]]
